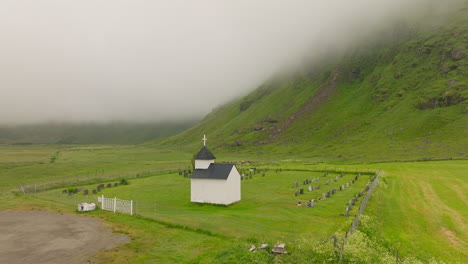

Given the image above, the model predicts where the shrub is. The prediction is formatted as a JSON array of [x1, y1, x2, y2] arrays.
[[120, 178, 129, 185]]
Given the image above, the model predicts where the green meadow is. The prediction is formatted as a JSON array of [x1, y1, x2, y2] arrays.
[[1, 144, 466, 263]]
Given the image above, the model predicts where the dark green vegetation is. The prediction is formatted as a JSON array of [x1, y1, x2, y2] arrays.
[[157, 7, 467, 163], [0, 120, 197, 145]]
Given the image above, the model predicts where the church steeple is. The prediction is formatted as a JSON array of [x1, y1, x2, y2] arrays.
[[194, 135, 216, 169], [194, 146, 216, 160]]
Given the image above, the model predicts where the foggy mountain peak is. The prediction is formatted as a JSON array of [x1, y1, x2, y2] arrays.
[[0, 0, 463, 124]]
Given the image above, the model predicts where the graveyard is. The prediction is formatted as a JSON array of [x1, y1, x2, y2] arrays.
[[37, 168, 375, 241]]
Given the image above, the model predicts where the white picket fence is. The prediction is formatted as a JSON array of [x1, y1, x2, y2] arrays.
[[99, 195, 133, 215]]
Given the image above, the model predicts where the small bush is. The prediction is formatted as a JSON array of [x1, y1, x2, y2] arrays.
[[120, 178, 129, 185]]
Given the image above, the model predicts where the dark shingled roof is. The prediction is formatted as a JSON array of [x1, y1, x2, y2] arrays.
[[191, 163, 234, 179], [194, 146, 216, 160]]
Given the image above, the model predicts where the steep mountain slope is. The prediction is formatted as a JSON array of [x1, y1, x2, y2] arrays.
[[156, 7, 467, 162]]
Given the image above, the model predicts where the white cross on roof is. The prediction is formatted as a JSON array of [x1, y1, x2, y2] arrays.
[[202, 134, 207, 146]]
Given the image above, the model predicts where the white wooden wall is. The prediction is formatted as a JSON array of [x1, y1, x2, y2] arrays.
[[191, 166, 241, 205]]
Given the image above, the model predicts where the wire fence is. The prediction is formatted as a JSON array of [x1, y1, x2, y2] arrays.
[[349, 170, 380, 233], [314, 169, 381, 263], [18, 167, 187, 195]]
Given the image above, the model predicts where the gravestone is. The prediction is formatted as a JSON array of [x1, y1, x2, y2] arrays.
[[262, 173, 265, 177], [73, 188, 79, 193], [344, 207, 350, 216], [311, 185, 314, 191], [352, 179, 355, 184], [99, 184, 105, 189], [322, 193, 326, 200], [306, 201, 311, 207], [294, 190, 299, 196], [339, 185, 343, 191], [355, 175, 358, 181], [294, 182, 299, 188], [241, 176, 244, 180], [83, 189, 88, 195], [107, 183, 112, 188], [308, 186, 312, 192], [326, 180, 330, 185], [346, 182, 349, 188], [178, 171, 182, 176], [335, 176, 339, 181], [114, 183, 119, 187], [300, 188, 304, 194], [326, 190, 331, 198], [62, 189, 67, 194], [92, 189, 97, 194], [310, 199, 315, 207]]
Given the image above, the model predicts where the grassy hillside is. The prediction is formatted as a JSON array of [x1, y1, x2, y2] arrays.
[[155, 7, 467, 163], [0, 121, 197, 145]]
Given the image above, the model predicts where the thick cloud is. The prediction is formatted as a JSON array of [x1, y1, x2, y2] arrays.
[[0, 0, 463, 124]]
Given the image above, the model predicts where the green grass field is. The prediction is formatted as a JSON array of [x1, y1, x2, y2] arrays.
[[1, 144, 466, 263], [38, 169, 372, 242]]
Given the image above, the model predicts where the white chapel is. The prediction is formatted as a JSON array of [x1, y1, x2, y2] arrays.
[[190, 135, 241, 205]]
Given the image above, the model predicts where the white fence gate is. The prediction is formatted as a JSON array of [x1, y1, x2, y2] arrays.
[[99, 195, 133, 215]]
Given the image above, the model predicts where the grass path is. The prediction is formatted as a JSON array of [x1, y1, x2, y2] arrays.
[[365, 160, 467, 262]]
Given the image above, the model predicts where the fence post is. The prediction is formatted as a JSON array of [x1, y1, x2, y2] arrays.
[[130, 200, 133, 216], [113, 197, 117, 213], [101, 195, 104, 209]]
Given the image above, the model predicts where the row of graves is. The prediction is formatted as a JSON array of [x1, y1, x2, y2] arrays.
[[341, 177, 375, 217], [62, 182, 121, 196], [179, 167, 268, 180], [179, 169, 192, 178], [240, 167, 267, 181], [292, 172, 372, 215]]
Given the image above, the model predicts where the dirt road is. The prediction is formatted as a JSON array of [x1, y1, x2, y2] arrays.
[[0, 210, 128, 264]]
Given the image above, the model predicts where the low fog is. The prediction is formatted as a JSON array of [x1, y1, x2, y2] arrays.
[[0, 0, 462, 124]]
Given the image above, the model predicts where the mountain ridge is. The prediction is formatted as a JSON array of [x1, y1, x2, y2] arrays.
[[154, 6, 467, 162]]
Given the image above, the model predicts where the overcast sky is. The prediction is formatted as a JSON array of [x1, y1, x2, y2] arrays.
[[0, 0, 462, 124]]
